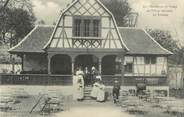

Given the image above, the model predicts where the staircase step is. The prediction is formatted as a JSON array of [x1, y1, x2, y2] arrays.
[[83, 87, 93, 100], [84, 96, 92, 100]]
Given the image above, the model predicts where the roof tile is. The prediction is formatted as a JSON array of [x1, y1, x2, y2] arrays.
[[118, 28, 172, 55], [9, 26, 54, 53]]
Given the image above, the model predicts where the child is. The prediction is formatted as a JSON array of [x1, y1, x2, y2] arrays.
[[112, 80, 120, 103]]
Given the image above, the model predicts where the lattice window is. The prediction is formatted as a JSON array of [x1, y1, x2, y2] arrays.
[[73, 17, 101, 37], [84, 19, 90, 37], [74, 19, 81, 37], [93, 20, 100, 37]]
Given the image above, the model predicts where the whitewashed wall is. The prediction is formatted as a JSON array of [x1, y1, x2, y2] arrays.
[[124, 56, 167, 76], [50, 0, 122, 49]]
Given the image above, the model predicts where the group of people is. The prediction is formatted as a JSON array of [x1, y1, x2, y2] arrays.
[[73, 66, 121, 103], [73, 66, 106, 102]]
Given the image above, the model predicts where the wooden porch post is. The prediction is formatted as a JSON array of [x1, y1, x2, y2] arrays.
[[21, 54, 25, 72], [47, 54, 51, 75], [120, 54, 125, 86], [72, 58, 75, 75], [98, 57, 102, 74]]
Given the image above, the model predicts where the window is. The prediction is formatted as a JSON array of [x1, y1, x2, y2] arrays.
[[74, 19, 81, 36], [145, 57, 150, 64], [150, 57, 156, 64], [73, 17, 100, 37], [84, 19, 90, 37], [125, 63, 133, 73], [144, 56, 156, 64], [93, 20, 100, 37]]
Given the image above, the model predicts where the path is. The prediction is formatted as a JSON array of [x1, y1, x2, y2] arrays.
[[55, 100, 135, 117]]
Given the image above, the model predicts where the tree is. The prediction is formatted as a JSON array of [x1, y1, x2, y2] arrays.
[[0, 0, 11, 8], [147, 29, 184, 65], [100, 0, 132, 26], [147, 29, 180, 53], [0, 7, 12, 44], [11, 8, 36, 46], [0, 0, 36, 47], [8, 0, 34, 15]]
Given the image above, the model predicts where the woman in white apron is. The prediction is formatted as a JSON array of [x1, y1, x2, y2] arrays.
[[91, 81, 100, 99], [73, 67, 84, 101], [97, 81, 105, 102]]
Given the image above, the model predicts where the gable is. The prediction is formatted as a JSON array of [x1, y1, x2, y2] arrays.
[[65, 0, 109, 16], [45, 0, 128, 50]]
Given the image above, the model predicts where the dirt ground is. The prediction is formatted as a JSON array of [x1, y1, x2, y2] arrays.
[[0, 85, 183, 117]]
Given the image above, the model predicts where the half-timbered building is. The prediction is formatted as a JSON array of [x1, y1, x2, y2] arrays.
[[9, 0, 172, 94]]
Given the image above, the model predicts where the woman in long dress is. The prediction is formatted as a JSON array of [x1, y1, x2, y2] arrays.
[[74, 67, 84, 101], [76, 78, 84, 101], [97, 81, 106, 102], [91, 81, 100, 99]]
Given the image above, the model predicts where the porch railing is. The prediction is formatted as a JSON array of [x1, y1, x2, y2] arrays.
[[72, 37, 102, 48], [0, 74, 72, 85], [102, 75, 167, 86], [0, 74, 167, 86]]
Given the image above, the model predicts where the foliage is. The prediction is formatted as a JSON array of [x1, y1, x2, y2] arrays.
[[5, 0, 33, 15], [0, 0, 36, 47], [146, 29, 180, 53], [0, 0, 10, 8], [37, 20, 46, 25], [101, 0, 131, 26], [147, 29, 184, 65]]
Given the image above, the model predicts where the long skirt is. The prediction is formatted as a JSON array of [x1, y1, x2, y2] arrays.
[[76, 87, 84, 100], [73, 76, 84, 100], [91, 86, 99, 98], [97, 90, 105, 102]]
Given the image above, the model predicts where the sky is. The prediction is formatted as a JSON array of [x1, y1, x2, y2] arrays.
[[32, 0, 184, 45]]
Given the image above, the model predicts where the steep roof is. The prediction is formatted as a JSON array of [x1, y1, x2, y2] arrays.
[[9, 26, 172, 55], [43, 0, 129, 50], [118, 27, 173, 55], [9, 25, 54, 53]]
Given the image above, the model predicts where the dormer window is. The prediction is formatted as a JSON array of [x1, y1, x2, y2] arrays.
[[73, 17, 101, 37]]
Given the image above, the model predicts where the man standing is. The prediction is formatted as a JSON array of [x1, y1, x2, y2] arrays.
[[91, 66, 98, 84], [84, 67, 90, 86]]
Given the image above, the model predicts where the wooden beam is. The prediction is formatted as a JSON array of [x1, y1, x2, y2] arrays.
[[120, 54, 125, 86]]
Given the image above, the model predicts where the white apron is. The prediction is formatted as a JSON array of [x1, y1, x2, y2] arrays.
[[91, 82, 100, 98], [73, 74, 84, 100], [97, 84, 105, 102]]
